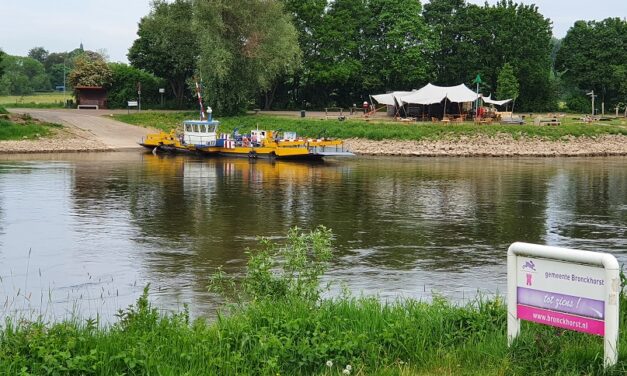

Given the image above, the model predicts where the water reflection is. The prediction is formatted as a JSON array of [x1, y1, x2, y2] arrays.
[[0, 153, 624, 321]]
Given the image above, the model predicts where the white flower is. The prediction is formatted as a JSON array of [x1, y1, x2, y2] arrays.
[[342, 369, 350, 375], [326, 360, 333, 368], [345, 365, 352, 371]]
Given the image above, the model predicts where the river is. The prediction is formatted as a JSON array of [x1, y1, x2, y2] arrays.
[[0, 152, 625, 321]]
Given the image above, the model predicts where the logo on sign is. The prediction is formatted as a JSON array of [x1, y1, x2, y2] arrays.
[[522, 260, 536, 271]]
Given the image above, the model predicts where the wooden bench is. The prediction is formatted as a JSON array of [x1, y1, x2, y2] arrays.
[[77, 104, 99, 109], [534, 117, 560, 126]]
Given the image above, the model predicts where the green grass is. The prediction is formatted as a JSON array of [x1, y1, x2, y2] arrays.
[[2, 227, 627, 375], [0, 92, 68, 108], [0, 107, 62, 140], [113, 111, 627, 141]]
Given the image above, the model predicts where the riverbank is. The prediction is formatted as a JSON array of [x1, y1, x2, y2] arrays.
[[0, 108, 153, 152], [1, 109, 626, 156], [345, 134, 627, 156], [3, 227, 627, 375]]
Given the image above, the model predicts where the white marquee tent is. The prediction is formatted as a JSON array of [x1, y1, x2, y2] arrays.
[[399, 83, 479, 105], [370, 91, 415, 106], [481, 94, 512, 106]]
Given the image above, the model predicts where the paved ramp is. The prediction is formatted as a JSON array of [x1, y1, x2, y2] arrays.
[[9, 109, 156, 150]]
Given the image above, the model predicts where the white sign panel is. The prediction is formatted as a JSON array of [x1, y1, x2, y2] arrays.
[[507, 242, 620, 368]]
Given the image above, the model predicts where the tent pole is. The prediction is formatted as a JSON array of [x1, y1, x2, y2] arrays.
[[443, 97, 447, 118]]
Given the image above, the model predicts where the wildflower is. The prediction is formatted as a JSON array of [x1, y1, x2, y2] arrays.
[[342, 369, 350, 375], [345, 365, 352, 371], [326, 360, 333, 368]]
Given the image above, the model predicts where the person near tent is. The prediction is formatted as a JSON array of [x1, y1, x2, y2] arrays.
[[362, 101, 369, 114]]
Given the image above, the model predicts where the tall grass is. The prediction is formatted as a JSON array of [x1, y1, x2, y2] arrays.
[[0, 110, 62, 141], [2, 227, 627, 375], [114, 112, 627, 141]]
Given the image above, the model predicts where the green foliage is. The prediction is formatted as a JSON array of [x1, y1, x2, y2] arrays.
[[565, 93, 591, 114], [114, 112, 627, 141], [0, 105, 8, 114], [128, 0, 198, 108], [423, 0, 555, 111], [0, 49, 5, 78], [0, 55, 51, 95], [4, 228, 627, 374], [107, 63, 165, 108], [68, 54, 112, 89], [556, 18, 627, 108], [210, 226, 333, 304], [195, 0, 302, 115], [0, 117, 60, 140], [496, 62, 519, 102], [27, 47, 49, 65]]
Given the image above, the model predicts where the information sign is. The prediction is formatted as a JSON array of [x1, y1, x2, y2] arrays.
[[507, 242, 619, 367]]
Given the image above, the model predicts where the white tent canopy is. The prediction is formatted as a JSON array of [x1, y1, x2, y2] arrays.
[[400, 83, 479, 105], [482, 94, 512, 106], [371, 91, 414, 106]]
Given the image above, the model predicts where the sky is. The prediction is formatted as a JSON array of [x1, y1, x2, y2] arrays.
[[0, 0, 625, 63]]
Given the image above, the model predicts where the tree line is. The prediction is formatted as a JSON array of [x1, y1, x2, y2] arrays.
[[1, 0, 625, 115]]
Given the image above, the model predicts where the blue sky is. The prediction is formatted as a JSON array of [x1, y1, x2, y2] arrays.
[[0, 0, 625, 63]]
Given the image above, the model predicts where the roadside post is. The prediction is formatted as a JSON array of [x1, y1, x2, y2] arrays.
[[159, 88, 165, 107], [127, 101, 139, 114], [507, 242, 620, 368]]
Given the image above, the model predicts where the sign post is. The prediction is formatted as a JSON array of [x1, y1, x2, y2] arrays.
[[507, 242, 620, 368], [159, 88, 165, 107], [473, 74, 482, 118]]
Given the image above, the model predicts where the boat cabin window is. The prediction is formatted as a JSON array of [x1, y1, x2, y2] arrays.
[[185, 124, 193, 132]]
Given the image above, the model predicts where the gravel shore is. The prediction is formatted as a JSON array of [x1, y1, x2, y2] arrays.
[[344, 134, 627, 157], [0, 127, 110, 153]]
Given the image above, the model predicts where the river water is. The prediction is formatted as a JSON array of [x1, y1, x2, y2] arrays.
[[0, 152, 625, 321]]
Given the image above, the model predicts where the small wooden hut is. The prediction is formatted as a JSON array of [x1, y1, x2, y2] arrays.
[[75, 86, 107, 109]]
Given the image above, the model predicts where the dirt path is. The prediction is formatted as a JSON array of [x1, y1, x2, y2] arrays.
[[2, 108, 156, 152]]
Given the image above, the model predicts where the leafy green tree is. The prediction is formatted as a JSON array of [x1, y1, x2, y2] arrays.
[[496, 63, 519, 104], [107, 63, 165, 108], [68, 54, 112, 88], [423, 0, 554, 111], [27, 47, 49, 64], [0, 49, 5, 78], [0, 55, 50, 95], [556, 18, 627, 110], [128, 0, 198, 108], [363, 0, 434, 92], [194, 0, 301, 115]]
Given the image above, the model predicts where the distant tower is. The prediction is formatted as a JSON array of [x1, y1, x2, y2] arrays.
[[79, 42, 84, 51]]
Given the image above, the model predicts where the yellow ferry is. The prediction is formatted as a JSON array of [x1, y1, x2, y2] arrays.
[[139, 111, 353, 161]]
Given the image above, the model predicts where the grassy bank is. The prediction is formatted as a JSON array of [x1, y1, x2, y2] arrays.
[[113, 111, 627, 141], [0, 106, 62, 140], [2, 227, 627, 375], [0, 93, 67, 108]]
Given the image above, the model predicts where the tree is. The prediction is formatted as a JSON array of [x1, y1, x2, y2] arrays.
[[423, 0, 555, 111], [68, 54, 112, 88], [0, 49, 5, 78], [0, 55, 50, 95], [128, 0, 198, 108], [556, 18, 627, 110], [194, 0, 301, 115], [107, 63, 165, 108], [363, 0, 434, 92], [28, 47, 49, 64], [496, 63, 519, 108]]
